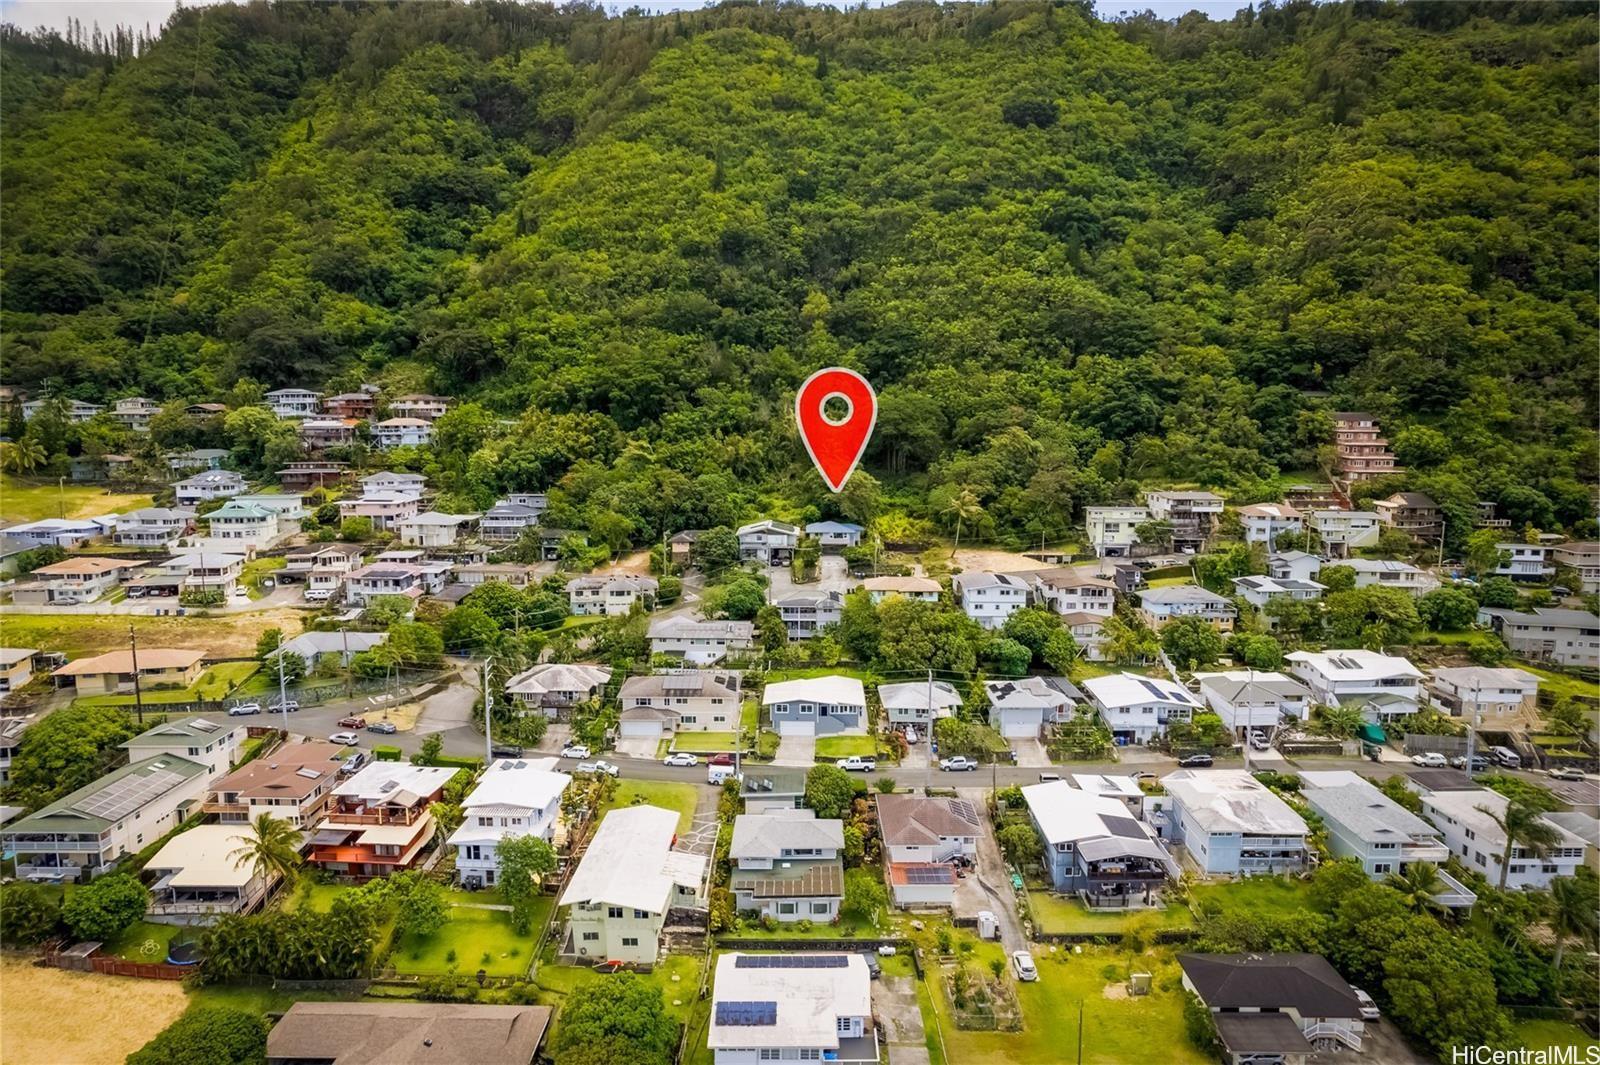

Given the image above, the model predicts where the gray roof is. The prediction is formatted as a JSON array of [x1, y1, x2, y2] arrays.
[[953, 571, 1030, 591], [265, 1002, 551, 1065], [121, 715, 233, 748], [1178, 953, 1362, 1019], [739, 769, 807, 797], [1139, 584, 1234, 607], [1543, 812, 1600, 847], [1196, 674, 1312, 705], [730, 813, 845, 860], [269, 631, 389, 659], [648, 617, 754, 640], [619, 670, 740, 701], [1301, 780, 1438, 844]]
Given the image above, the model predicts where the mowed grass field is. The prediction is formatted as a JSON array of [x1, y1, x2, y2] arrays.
[[0, 954, 188, 1064], [0, 473, 153, 522], [601, 779, 700, 833], [1, 608, 305, 658]]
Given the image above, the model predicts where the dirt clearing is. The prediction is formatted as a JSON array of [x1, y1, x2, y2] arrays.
[[0, 954, 187, 1063]]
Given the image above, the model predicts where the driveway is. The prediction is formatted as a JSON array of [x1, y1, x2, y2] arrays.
[[772, 733, 815, 767], [875, 976, 930, 1065], [959, 788, 1027, 952], [678, 785, 722, 858], [614, 735, 659, 759], [1012, 737, 1051, 768], [766, 555, 858, 599]]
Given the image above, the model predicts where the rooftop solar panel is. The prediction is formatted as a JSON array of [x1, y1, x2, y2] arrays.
[[191, 719, 220, 733], [715, 1001, 778, 1026], [901, 865, 955, 884], [79, 767, 184, 821], [1102, 814, 1145, 840], [734, 955, 848, 969], [1138, 679, 1169, 700]]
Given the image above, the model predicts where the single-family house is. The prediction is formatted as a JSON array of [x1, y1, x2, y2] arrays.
[[201, 740, 354, 827], [617, 670, 741, 739], [1082, 672, 1201, 746], [338, 493, 421, 532], [648, 617, 755, 665], [114, 507, 197, 548], [1342, 558, 1439, 595], [265, 388, 321, 419], [1495, 541, 1557, 581], [359, 471, 427, 497], [167, 448, 230, 474], [504, 663, 613, 718], [1268, 551, 1323, 583], [985, 675, 1082, 738], [2, 517, 105, 548], [1373, 492, 1442, 538], [1162, 769, 1308, 875], [1418, 787, 1587, 889], [1306, 509, 1381, 557], [206, 500, 280, 546], [1552, 541, 1600, 592], [450, 757, 572, 890], [1232, 575, 1325, 616], [558, 804, 706, 965], [565, 574, 658, 616], [110, 396, 162, 432], [265, 1002, 550, 1065], [774, 590, 842, 639], [146, 552, 247, 597], [267, 631, 389, 669], [1136, 584, 1237, 631], [298, 416, 359, 450], [707, 954, 875, 1065], [1086, 505, 1150, 558], [737, 519, 800, 564], [232, 491, 308, 524], [308, 763, 458, 878], [729, 812, 844, 922], [1426, 666, 1540, 722], [951, 571, 1030, 629], [22, 398, 102, 422], [144, 825, 278, 923], [388, 394, 451, 421], [764, 675, 867, 736], [343, 562, 433, 606], [878, 680, 963, 728], [183, 402, 229, 418], [280, 543, 363, 586], [14, 557, 144, 605], [1179, 952, 1366, 1063], [878, 794, 979, 908], [1238, 503, 1303, 548], [276, 461, 347, 492], [52, 648, 206, 697], [1030, 568, 1116, 623], [739, 769, 807, 815], [120, 715, 243, 779], [373, 417, 434, 449], [666, 529, 703, 568], [1285, 649, 1424, 722], [861, 575, 941, 603], [1195, 671, 1313, 739], [805, 521, 864, 549], [0, 648, 37, 706], [1022, 781, 1178, 903], [1478, 607, 1600, 668], [1144, 490, 1224, 553], [397, 511, 476, 548], [174, 469, 246, 505], [1298, 771, 1476, 909], [2, 754, 210, 880], [321, 392, 376, 420], [480, 500, 544, 543], [1334, 411, 1401, 481], [455, 562, 539, 588], [1069, 774, 1146, 817]]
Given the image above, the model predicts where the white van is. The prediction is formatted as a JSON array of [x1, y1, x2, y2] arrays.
[[707, 765, 742, 786], [1490, 746, 1521, 769]]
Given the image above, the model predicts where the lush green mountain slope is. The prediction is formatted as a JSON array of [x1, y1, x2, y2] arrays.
[[2, 1, 1595, 549]]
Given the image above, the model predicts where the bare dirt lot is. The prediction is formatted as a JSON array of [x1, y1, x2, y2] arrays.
[[1, 607, 307, 658], [950, 547, 1058, 574], [0, 954, 188, 1063]]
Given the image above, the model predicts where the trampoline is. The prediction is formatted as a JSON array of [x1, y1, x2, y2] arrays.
[[166, 938, 204, 966]]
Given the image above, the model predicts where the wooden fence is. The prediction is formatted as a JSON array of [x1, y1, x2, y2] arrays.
[[44, 946, 190, 981]]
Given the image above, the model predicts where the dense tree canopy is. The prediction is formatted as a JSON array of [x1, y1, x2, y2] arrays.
[[1, 1, 1594, 550]]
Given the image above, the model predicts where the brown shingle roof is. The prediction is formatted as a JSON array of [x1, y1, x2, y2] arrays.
[[209, 741, 353, 801], [265, 1002, 551, 1064], [876, 794, 982, 848]]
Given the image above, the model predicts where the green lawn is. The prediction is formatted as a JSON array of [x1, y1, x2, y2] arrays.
[[75, 661, 259, 707], [816, 734, 880, 759], [764, 665, 884, 686], [1521, 665, 1600, 703], [1191, 876, 1312, 918], [391, 896, 546, 978], [672, 731, 742, 753], [102, 920, 182, 962], [1144, 576, 1195, 589], [720, 911, 879, 939], [537, 954, 703, 1045], [240, 556, 287, 598], [0, 473, 153, 522], [1514, 1019, 1600, 1054], [601, 779, 700, 833], [1025, 887, 1194, 936], [741, 699, 760, 732], [184, 983, 357, 1017], [281, 880, 348, 913]]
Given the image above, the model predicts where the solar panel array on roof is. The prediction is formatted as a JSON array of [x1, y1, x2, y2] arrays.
[[1138, 679, 1170, 700], [79, 766, 184, 820], [191, 719, 220, 733], [949, 799, 979, 823], [715, 1001, 778, 1026], [901, 865, 955, 885], [1102, 814, 1145, 840], [734, 954, 848, 969]]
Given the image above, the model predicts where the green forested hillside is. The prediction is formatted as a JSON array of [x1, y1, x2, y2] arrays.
[[2, 1, 1595, 550]]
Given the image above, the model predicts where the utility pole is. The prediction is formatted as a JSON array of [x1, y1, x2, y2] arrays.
[[341, 626, 351, 698], [483, 658, 494, 765], [58, 476, 66, 519], [1463, 680, 1480, 780], [277, 637, 291, 737], [128, 624, 145, 726], [1438, 514, 1447, 571], [1076, 998, 1084, 1064]]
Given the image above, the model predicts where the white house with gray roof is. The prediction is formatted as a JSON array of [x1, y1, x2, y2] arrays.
[[951, 571, 1029, 629], [774, 590, 842, 639], [764, 675, 866, 736], [1022, 780, 1179, 898], [565, 574, 658, 616], [617, 670, 741, 739], [1425, 666, 1540, 721], [1286, 649, 1423, 722], [1268, 551, 1322, 583], [805, 521, 864, 548], [878, 680, 963, 727], [985, 676, 1082, 738], [729, 811, 844, 923], [1232, 574, 1326, 613], [648, 617, 755, 665], [266, 631, 389, 669], [1082, 672, 1201, 745], [1194, 671, 1313, 739], [737, 519, 800, 564], [505, 663, 612, 718], [174, 469, 246, 506], [1162, 769, 1308, 875], [1136, 584, 1237, 631]]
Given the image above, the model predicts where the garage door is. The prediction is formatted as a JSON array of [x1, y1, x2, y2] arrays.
[[998, 712, 1037, 739], [618, 719, 663, 739], [777, 719, 816, 737]]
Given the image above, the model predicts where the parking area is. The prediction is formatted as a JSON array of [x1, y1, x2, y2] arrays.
[[613, 735, 659, 759], [875, 975, 930, 1065], [1012, 737, 1051, 768], [772, 733, 815, 766]]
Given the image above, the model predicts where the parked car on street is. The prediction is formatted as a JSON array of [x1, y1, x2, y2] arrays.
[[838, 756, 877, 772], [338, 715, 367, 729], [1249, 733, 1271, 751], [576, 760, 620, 777], [939, 756, 977, 772], [366, 721, 397, 735], [228, 702, 262, 716], [1549, 766, 1587, 781], [269, 699, 301, 713], [304, 588, 333, 602], [1176, 753, 1213, 768], [329, 732, 361, 746], [1411, 752, 1448, 768], [491, 744, 523, 758], [1449, 754, 1490, 771], [560, 744, 591, 759], [708, 752, 735, 766], [663, 752, 699, 767]]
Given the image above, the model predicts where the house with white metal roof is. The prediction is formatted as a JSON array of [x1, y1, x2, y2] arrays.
[[1285, 649, 1423, 722], [1342, 558, 1440, 595], [951, 570, 1030, 629], [397, 511, 477, 548], [1081, 672, 1201, 745], [558, 805, 707, 964], [648, 617, 755, 665], [174, 469, 247, 506], [1022, 780, 1179, 899], [267, 631, 389, 668], [763, 675, 866, 736], [805, 521, 864, 548], [145, 824, 279, 923], [1425, 666, 1540, 721], [1268, 551, 1322, 583], [1418, 786, 1587, 890], [449, 757, 571, 890], [707, 954, 876, 1065], [774, 590, 843, 640], [565, 574, 658, 616], [737, 519, 800, 564], [1161, 769, 1308, 875], [1085, 505, 1150, 558], [878, 680, 963, 727], [984, 675, 1083, 738]]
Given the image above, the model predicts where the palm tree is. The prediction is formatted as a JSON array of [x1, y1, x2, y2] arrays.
[[1313, 704, 1365, 739], [1386, 862, 1446, 915], [229, 812, 304, 888], [2, 438, 45, 474], [1547, 870, 1599, 972], [1477, 800, 1563, 890], [944, 487, 983, 557]]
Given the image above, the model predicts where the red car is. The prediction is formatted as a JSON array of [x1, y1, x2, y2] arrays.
[[338, 715, 367, 729], [708, 752, 735, 766]]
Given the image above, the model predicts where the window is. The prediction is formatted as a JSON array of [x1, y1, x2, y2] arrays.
[[634, 909, 649, 919], [837, 1017, 852, 1033], [622, 937, 638, 947], [778, 902, 798, 915], [759, 1051, 781, 1061], [582, 932, 599, 942], [811, 902, 831, 915], [608, 906, 623, 918], [1372, 863, 1392, 874]]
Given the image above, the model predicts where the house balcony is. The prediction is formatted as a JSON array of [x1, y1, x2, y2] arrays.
[[1398, 839, 1450, 864], [323, 806, 424, 826], [1428, 868, 1478, 910], [6, 835, 105, 851]]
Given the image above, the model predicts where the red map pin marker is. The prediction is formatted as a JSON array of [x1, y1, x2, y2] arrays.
[[796, 367, 877, 493]]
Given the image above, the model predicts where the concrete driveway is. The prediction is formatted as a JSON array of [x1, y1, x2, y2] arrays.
[[1012, 737, 1051, 768], [614, 735, 660, 759], [960, 787, 1027, 952], [766, 555, 858, 599], [772, 733, 815, 767], [875, 976, 930, 1065]]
